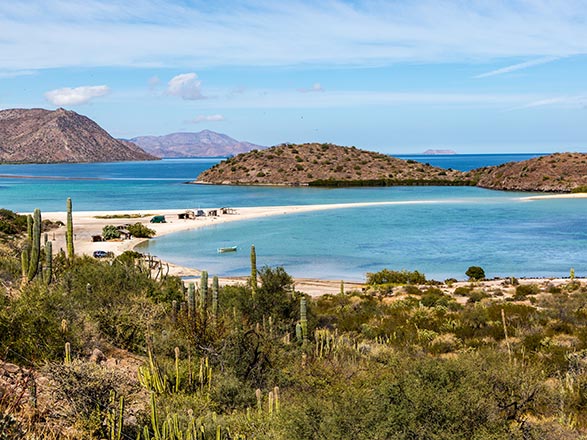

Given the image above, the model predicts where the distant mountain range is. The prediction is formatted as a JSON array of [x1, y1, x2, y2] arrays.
[[0, 108, 157, 163], [129, 130, 265, 158], [422, 149, 456, 155]]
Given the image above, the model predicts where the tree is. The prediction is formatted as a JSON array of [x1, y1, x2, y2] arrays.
[[127, 222, 156, 238], [465, 266, 485, 281], [102, 225, 120, 240]]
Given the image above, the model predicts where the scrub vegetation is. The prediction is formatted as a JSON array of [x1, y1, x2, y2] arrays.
[[2, 207, 587, 439]]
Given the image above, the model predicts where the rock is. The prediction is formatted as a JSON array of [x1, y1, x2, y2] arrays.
[[89, 349, 106, 364]]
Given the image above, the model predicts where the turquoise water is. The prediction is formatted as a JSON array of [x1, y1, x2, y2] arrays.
[[138, 196, 587, 281], [2, 153, 582, 280]]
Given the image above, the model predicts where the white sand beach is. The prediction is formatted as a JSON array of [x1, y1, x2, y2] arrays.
[[40, 201, 443, 295], [37, 197, 582, 296]]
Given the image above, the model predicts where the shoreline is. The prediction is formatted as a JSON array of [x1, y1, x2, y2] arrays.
[[38, 195, 587, 296]]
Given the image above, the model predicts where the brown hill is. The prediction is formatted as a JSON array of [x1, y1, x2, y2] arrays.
[[0, 108, 157, 163], [195, 143, 470, 186], [469, 152, 587, 192], [130, 130, 264, 158]]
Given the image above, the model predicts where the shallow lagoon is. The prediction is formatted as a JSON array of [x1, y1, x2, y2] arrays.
[[3, 153, 583, 280]]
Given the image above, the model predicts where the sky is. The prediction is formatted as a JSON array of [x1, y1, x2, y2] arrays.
[[0, 0, 586, 154]]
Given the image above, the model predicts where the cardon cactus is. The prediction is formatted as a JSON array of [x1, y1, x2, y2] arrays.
[[44, 241, 53, 284], [250, 244, 257, 296], [300, 297, 308, 343], [27, 208, 42, 281], [212, 275, 219, 319], [200, 271, 208, 310], [66, 197, 74, 261]]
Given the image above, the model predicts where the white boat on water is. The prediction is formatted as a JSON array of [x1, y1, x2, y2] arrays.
[[217, 246, 237, 253]]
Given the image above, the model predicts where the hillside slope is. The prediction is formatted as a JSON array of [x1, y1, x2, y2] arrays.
[[0, 108, 157, 163], [195, 143, 470, 186], [130, 130, 264, 158], [470, 152, 587, 192]]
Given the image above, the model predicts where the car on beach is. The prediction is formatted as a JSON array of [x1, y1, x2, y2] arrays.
[[92, 250, 109, 258]]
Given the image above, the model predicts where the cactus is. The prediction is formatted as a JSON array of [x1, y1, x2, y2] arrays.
[[212, 275, 219, 320], [66, 197, 74, 261], [21, 246, 29, 282], [64, 342, 71, 365], [200, 271, 208, 310], [27, 208, 42, 281], [188, 283, 195, 317], [340, 280, 345, 295], [300, 297, 308, 343], [274, 386, 280, 414], [26, 214, 33, 240], [571, 267, 575, 281], [171, 300, 178, 322], [250, 244, 257, 296], [107, 391, 124, 440], [44, 241, 52, 284], [174, 347, 180, 393]]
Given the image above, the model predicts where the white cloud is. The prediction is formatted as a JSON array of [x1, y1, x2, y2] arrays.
[[167, 73, 204, 100], [44, 85, 110, 105], [509, 95, 587, 110], [475, 56, 561, 78], [1, 1, 587, 70], [0, 70, 36, 78], [298, 83, 324, 93], [189, 114, 225, 124]]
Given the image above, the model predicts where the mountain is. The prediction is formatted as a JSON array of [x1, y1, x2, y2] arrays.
[[422, 149, 456, 155], [0, 108, 157, 163], [195, 143, 471, 186], [469, 152, 587, 192], [129, 130, 265, 158]]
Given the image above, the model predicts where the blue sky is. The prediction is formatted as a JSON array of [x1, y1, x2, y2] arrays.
[[1, 0, 586, 153]]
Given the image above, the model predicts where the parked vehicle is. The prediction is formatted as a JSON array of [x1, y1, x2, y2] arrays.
[[93, 250, 109, 258]]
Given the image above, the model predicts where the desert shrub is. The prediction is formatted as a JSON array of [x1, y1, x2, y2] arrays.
[[127, 222, 156, 238], [367, 268, 426, 285], [514, 284, 540, 300], [454, 286, 472, 296], [465, 266, 485, 280], [467, 290, 490, 303], [102, 224, 120, 240]]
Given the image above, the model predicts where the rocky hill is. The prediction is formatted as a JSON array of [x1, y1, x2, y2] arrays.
[[469, 152, 587, 192], [130, 130, 264, 158], [195, 143, 470, 186], [0, 108, 157, 163]]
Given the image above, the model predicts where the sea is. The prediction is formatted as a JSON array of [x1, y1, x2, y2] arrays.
[[2, 153, 586, 281]]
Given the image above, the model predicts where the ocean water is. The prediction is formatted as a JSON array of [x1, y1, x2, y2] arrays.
[[2, 153, 583, 280]]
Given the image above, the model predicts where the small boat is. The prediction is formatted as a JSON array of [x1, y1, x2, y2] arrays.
[[217, 246, 237, 253]]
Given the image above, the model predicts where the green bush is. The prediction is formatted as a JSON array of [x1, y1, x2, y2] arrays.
[[127, 222, 156, 238], [102, 225, 120, 240], [465, 266, 485, 280], [367, 268, 426, 285]]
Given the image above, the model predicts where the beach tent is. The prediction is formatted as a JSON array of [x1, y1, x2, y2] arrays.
[[150, 215, 166, 223]]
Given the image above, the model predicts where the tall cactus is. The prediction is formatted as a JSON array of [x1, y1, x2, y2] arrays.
[[212, 275, 219, 320], [44, 241, 53, 284], [26, 215, 33, 241], [200, 271, 208, 310], [187, 283, 195, 317], [27, 208, 41, 281], [300, 296, 308, 343], [66, 197, 74, 261], [250, 244, 257, 296]]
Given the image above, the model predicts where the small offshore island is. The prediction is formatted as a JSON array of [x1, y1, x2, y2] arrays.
[[196, 142, 587, 193]]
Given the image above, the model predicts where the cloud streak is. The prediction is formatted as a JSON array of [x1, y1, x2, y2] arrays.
[[44, 85, 110, 105], [1, 1, 587, 70], [475, 56, 561, 78], [189, 114, 225, 124]]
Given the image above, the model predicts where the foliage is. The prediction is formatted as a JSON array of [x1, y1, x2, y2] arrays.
[[466, 265, 486, 280], [102, 224, 121, 240], [366, 268, 426, 285], [127, 222, 156, 238]]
